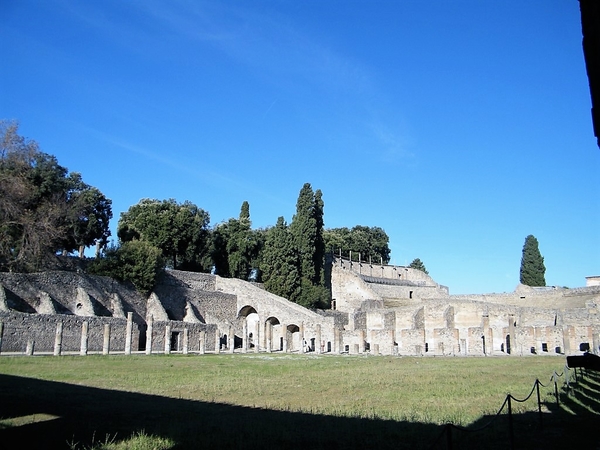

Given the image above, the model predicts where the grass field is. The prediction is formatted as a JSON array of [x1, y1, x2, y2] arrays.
[[0, 353, 598, 449]]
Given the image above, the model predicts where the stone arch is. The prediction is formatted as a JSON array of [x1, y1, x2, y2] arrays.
[[238, 306, 259, 351], [287, 324, 301, 352], [265, 316, 281, 352]]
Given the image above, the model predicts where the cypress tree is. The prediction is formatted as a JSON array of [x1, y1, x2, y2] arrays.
[[520, 235, 546, 286], [260, 217, 299, 299]]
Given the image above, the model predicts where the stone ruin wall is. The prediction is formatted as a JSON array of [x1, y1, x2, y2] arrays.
[[0, 311, 135, 354], [1, 257, 599, 358]]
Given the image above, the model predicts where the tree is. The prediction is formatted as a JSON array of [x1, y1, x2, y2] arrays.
[[89, 241, 164, 295], [408, 258, 428, 274], [324, 225, 390, 264], [0, 120, 112, 271], [260, 217, 300, 299], [118, 199, 210, 271], [288, 183, 328, 308], [520, 235, 546, 286]]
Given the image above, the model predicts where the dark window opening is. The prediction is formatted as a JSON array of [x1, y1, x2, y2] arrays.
[[542, 343, 548, 352], [580, 342, 590, 352], [170, 332, 180, 351], [425, 342, 429, 352]]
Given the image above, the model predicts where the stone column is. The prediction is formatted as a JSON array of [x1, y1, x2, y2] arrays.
[[165, 324, 171, 354], [359, 329, 365, 353], [215, 330, 220, 354], [80, 321, 89, 356], [229, 325, 235, 353], [242, 321, 248, 353], [183, 328, 189, 355], [54, 322, 63, 356], [199, 330, 206, 355], [316, 324, 322, 354], [103, 324, 111, 355], [299, 322, 305, 353], [26, 339, 34, 356], [125, 312, 133, 355], [333, 328, 339, 354], [146, 315, 153, 355], [282, 323, 288, 353], [254, 320, 259, 353], [507, 315, 515, 356], [0, 321, 4, 354], [265, 322, 272, 353]]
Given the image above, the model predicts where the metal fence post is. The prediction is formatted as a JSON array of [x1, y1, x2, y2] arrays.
[[507, 395, 514, 450]]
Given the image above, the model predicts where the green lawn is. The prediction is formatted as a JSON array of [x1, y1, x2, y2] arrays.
[[0, 353, 597, 449]]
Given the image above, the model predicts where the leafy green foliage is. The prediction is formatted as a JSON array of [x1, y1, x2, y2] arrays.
[[324, 225, 390, 264], [118, 199, 209, 271], [0, 120, 112, 271], [88, 241, 164, 295], [520, 235, 546, 286], [408, 258, 428, 274]]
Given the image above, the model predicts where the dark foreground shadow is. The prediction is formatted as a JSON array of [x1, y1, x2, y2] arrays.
[[0, 373, 438, 450], [429, 369, 600, 450], [1, 371, 599, 450]]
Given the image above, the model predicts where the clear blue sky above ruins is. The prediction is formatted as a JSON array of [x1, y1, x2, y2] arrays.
[[1, 0, 598, 295]]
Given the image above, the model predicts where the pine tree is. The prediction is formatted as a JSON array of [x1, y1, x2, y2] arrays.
[[520, 235, 546, 286], [260, 217, 299, 299], [288, 183, 328, 308], [408, 258, 428, 274]]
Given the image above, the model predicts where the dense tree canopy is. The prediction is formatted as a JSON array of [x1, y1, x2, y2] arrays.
[[118, 198, 210, 271], [88, 240, 163, 295], [324, 225, 390, 264], [0, 120, 112, 272], [520, 235, 546, 286]]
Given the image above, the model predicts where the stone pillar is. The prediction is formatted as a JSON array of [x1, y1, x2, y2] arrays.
[[359, 329, 365, 353], [593, 331, 599, 355], [125, 312, 133, 355], [80, 321, 89, 356], [507, 315, 515, 356], [282, 323, 288, 353], [215, 330, 220, 354], [333, 328, 339, 354], [371, 330, 377, 354], [26, 339, 34, 356], [229, 325, 235, 353], [266, 322, 272, 353], [146, 315, 153, 355], [0, 321, 4, 354], [165, 324, 171, 354], [199, 330, 206, 355], [254, 320, 259, 353], [299, 322, 305, 353], [316, 324, 322, 354], [54, 322, 63, 356], [103, 324, 111, 355], [242, 321, 248, 353], [183, 328, 189, 355]]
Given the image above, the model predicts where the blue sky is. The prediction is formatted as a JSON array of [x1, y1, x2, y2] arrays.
[[2, 0, 598, 294]]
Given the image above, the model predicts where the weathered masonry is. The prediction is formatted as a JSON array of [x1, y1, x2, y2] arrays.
[[0, 257, 599, 357]]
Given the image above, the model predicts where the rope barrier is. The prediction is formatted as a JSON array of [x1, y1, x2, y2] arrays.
[[428, 366, 573, 450]]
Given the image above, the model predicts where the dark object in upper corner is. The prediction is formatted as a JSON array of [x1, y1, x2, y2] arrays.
[[579, 0, 600, 148], [566, 352, 600, 372]]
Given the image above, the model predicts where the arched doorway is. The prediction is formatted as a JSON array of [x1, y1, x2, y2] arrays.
[[238, 305, 259, 351]]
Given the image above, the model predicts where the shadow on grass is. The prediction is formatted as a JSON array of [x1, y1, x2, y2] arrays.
[[430, 369, 600, 450], [1, 371, 599, 450], [0, 373, 438, 450]]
